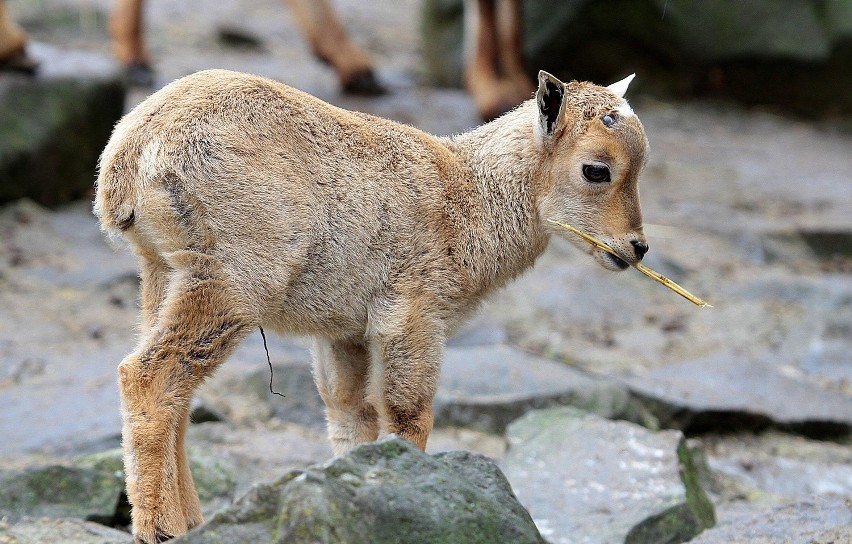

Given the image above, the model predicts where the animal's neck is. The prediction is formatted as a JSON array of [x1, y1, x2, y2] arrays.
[[443, 101, 550, 293]]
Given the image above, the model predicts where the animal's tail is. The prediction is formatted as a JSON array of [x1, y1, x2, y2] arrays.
[[93, 130, 141, 237]]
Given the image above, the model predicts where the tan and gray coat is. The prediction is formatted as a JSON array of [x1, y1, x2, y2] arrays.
[[95, 68, 648, 543]]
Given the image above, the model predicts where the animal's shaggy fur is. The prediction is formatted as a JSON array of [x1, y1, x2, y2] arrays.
[[95, 68, 647, 543]]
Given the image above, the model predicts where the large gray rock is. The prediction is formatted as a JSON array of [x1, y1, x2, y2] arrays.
[[0, 462, 123, 525], [0, 43, 124, 206], [502, 407, 715, 543], [424, 0, 852, 78], [175, 435, 546, 544], [477, 229, 852, 441], [435, 345, 641, 433], [691, 495, 852, 544], [0, 518, 133, 544], [200, 344, 644, 435]]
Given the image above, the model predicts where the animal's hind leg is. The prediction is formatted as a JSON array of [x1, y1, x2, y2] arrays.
[[138, 247, 169, 333], [137, 249, 203, 529], [136, 249, 203, 532], [312, 338, 379, 455], [174, 408, 202, 531], [119, 251, 255, 543]]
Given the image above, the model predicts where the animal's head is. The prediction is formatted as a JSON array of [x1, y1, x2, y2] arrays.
[[534, 70, 648, 271]]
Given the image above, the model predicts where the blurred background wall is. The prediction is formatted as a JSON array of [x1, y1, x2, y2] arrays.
[[423, 0, 852, 117]]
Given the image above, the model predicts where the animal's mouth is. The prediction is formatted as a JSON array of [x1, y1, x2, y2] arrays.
[[605, 252, 630, 270], [592, 247, 632, 271], [547, 220, 635, 272]]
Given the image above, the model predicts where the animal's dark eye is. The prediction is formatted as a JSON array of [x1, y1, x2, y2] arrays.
[[602, 114, 615, 127], [582, 164, 611, 183]]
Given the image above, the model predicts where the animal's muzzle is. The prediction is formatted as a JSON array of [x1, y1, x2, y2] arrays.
[[631, 240, 649, 260]]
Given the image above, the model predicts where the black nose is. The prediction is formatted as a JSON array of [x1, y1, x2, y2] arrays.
[[631, 240, 649, 260]]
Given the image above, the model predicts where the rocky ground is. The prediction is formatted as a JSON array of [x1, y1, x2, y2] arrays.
[[1, 0, 851, 542]]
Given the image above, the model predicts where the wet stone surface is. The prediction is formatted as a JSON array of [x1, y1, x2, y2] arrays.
[[502, 407, 715, 544]]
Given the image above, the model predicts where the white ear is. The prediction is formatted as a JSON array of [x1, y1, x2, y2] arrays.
[[607, 73, 635, 99]]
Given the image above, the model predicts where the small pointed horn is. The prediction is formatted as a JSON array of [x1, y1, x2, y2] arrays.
[[607, 73, 635, 98]]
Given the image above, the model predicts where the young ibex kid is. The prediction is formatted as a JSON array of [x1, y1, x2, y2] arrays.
[[95, 68, 648, 543]]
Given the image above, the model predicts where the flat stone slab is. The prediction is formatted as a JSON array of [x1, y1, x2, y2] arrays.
[[624, 354, 852, 434], [0, 199, 138, 290], [502, 407, 715, 544], [199, 360, 326, 429], [435, 345, 636, 433], [0, 204, 136, 454], [185, 422, 333, 499], [691, 496, 852, 544], [0, 342, 128, 456]]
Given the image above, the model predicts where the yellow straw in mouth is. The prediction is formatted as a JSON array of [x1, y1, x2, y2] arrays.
[[547, 219, 712, 308]]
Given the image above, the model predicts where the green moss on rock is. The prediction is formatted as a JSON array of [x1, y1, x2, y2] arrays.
[[0, 447, 237, 528], [176, 436, 545, 544], [0, 464, 123, 523]]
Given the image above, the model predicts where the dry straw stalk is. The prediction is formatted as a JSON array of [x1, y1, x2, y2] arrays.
[[547, 219, 712, 308]]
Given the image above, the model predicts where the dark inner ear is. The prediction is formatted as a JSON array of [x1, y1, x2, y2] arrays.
[[540, 80, 563, 135]]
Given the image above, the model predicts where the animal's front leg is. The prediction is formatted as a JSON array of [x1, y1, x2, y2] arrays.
[[495, 0, 533, 102], [376, 309, 444, 450], [283, 0, 384, 94], [109, 0, 156, 86]]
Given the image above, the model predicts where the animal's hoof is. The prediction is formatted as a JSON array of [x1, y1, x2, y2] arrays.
[[134, 528, 174, 544], [342, 69, 387, 96], [124, 60, 156, 88], [0, 48, 39, 75]]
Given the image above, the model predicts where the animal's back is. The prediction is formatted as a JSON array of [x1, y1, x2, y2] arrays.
[[95, 69, 462, 334]]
